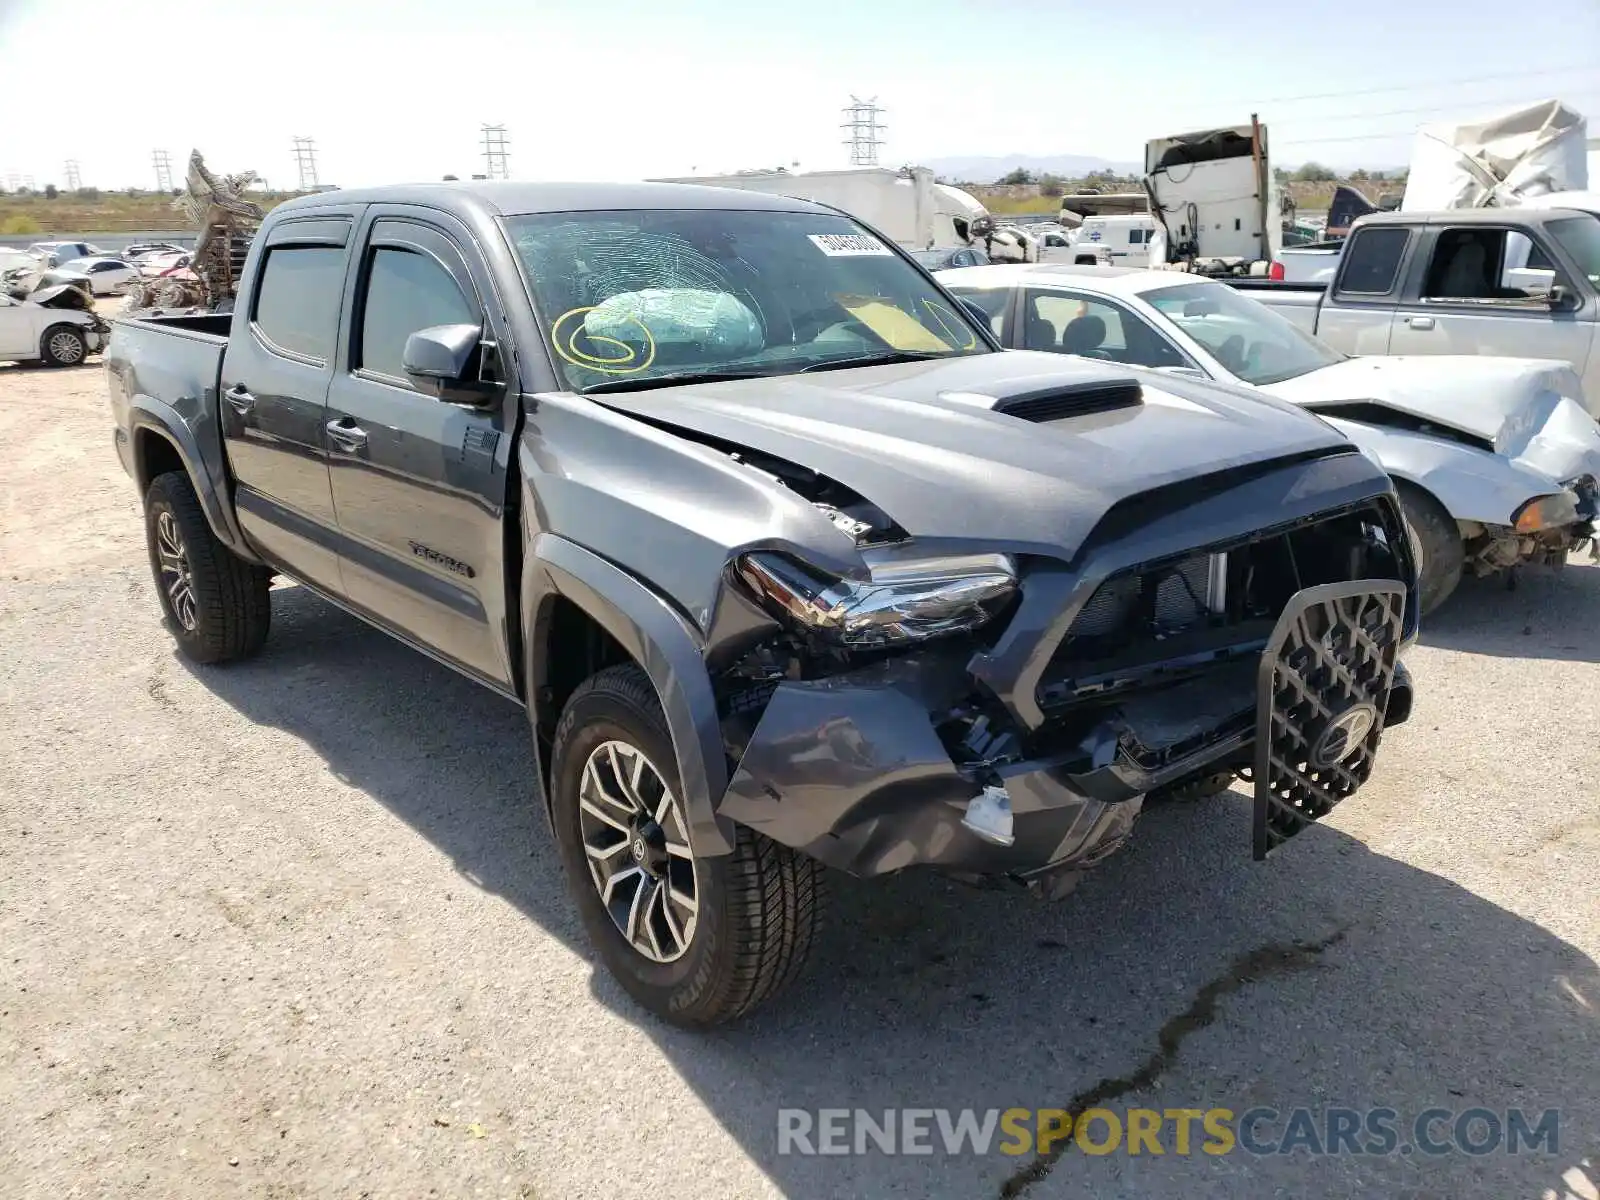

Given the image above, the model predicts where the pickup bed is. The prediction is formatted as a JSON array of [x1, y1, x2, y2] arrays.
[[1231, 208, 1600, 401], [107, 181, 1418, 1026]]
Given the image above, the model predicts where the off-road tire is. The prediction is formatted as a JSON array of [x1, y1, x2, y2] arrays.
[[550, 664, 826, 1027], [144, 471, 271, 664], [40, 324, 87, 367], [1397, 482, 1463, 616]]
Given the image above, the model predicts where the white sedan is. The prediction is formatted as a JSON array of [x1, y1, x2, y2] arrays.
[[940, 262, 1600, 612], [55, 257, 142, 295]]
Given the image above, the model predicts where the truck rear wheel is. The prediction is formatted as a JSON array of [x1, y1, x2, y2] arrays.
[[1397, 482, 1463, 616], [550, 664, 825, 1027], [143, 471, 272, 664]]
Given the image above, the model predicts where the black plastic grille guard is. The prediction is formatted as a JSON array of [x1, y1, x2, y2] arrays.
[[1252, 580, 1405, 861]]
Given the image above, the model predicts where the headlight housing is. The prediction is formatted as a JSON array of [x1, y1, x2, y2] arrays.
[[1512, 491, 1579, 533], [736, 551, 1018, 648]]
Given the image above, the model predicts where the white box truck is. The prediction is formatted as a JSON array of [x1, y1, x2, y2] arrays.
[[1144, 118, 1283, 275], [650, 166, 1001, 254]]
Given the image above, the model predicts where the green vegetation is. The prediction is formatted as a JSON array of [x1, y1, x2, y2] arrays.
[[0, 188, 297, 235]]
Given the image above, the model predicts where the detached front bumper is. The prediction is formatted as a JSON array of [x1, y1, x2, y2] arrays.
[[721, 582, 1411, 892]]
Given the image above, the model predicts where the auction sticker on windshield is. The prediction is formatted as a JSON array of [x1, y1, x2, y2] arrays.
[[808, 233, 892, 256]]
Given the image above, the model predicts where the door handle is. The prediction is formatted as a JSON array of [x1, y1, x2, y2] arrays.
[[225, 383, 256, 413], [325, 418, 368, 451], [1404, 315, 1435, 330]]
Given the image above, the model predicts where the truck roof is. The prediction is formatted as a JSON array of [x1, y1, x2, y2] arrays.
[[1353, 207, 1593, 228], [269, 180, 835, 219]]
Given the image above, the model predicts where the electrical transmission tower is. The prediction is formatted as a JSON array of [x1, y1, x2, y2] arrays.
[[153, 150, 175, 193], [291, 137, 321, 191], [64, 160, 82, 191], [480, 124, 510, 180], [841, 96, 886, 167]]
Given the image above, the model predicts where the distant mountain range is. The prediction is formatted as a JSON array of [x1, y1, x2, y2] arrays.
[[920, 153, 1143, 182]]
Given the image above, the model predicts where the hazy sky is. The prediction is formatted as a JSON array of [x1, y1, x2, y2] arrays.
[[2, 0, 1596, 189]]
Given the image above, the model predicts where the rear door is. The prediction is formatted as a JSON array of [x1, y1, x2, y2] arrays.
[[1314, 223, 1414, 354], [1388, 222, 1595, 368], [219, 215, 353, 595], [322, 209, 519, 690]]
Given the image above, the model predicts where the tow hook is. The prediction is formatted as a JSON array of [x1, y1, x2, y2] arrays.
[[962, 784, 1015, 847]]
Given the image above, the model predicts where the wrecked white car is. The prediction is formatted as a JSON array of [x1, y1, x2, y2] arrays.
[[0, 269, 109, 366], [941, 264, 1600, 612]]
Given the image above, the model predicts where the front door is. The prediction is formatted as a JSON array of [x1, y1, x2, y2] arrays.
[[323, 212, 518, 689], [0, 296, 36, 359], [218, 216, 354, 595], [1388, 223, 1597, 373]]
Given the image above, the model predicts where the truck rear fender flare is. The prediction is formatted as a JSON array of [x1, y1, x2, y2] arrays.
[[126, 399, 258, 561], [522, 532, 736, 859]]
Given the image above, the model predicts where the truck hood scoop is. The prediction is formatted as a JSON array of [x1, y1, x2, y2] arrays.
[[961, 378, 1143, 423]]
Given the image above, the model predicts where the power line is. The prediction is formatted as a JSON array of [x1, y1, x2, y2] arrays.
[[481, 124, 510, 180], [1271, 87, 1600, 129], [1246, 63, 1598, 108], [1276, 93, 1600, 148], [841, 96, 886, 167]]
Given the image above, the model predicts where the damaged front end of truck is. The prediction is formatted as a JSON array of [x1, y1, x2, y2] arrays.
[[708, 460, 1417, 898], [524, 355, 1420, 901], [554, 367, 1423, 900]]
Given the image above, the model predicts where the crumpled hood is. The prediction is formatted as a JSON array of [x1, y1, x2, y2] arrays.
[[1261, 355, 1600, 484], [1261, 355, 1593, 435], [593, 351, 1359, 556]]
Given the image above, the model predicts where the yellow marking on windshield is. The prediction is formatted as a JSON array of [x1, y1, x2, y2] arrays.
[[835, 294, 951, 353], [550, 306, 657, 375], [919, 299, 978, 351]]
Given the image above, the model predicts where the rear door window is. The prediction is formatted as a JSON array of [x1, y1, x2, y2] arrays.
[[1336, 227, 1410, 295], [252, 245, 346, 362]]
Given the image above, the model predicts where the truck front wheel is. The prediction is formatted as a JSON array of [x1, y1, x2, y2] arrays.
[[549, 664, 825, 1027], [143, 471, 272, 664]]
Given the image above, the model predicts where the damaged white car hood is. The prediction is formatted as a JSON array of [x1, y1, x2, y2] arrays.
[[1261, 355, 1600, 485]]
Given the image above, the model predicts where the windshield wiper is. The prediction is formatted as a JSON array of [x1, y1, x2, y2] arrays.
[[797, 350, 954, 373], [581, 369, 777, 395]]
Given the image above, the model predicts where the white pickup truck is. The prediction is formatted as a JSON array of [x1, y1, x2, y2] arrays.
[[1229, 208, 1600, 400]]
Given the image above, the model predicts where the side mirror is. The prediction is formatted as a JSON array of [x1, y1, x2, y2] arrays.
[[403, 323, 486, 400], [1548, 284, 1576, 311]]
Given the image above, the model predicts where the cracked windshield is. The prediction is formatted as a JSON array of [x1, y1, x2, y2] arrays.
[[508, 208, 988, 391]]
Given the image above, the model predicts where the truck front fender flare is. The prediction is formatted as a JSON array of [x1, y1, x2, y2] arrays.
[[522, 533, 736, 858], [126, 396, 257, 561]]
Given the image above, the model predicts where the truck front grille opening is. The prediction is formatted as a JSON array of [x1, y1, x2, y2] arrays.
[[1038, 503, 1405, 709]]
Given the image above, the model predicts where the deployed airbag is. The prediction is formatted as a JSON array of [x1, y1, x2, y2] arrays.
[[585, 288, 763, 356]]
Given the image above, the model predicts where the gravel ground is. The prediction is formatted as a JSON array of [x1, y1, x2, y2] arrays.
[[2, 359, 1598, 1200]]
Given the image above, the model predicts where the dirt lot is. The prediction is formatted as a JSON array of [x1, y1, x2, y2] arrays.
[[2, 359, 1598, 1199]]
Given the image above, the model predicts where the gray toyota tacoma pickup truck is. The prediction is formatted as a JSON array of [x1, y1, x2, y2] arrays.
[[106, 182, 1418, 1026]]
